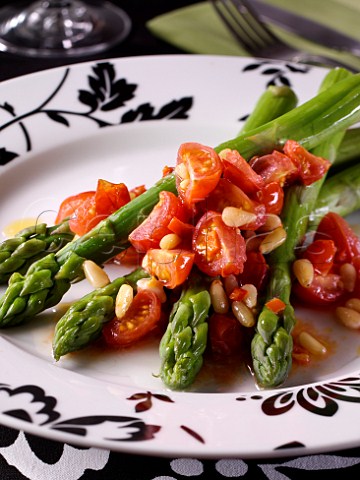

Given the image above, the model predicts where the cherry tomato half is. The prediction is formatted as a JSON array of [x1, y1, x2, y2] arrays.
[[314, 212, 360, 264], [283, 140, 331, 186], [293, 273, 345, 305], [95, 179, 130, 215], [192, 211, 246, 277], [142, 248, 195, 289], [302, 239, 337, 275], [237, 251, 269, 292], [102, 290, 161, 347], [219, 148, 264, 195], [176, 142, 222, 205], [249, 150, 298, 187], [254, 181, 284, 215], [55, 191, 95, 226], [129, 191, 186, 253], [208, 312, 243, 356], [201, 179, 266, 231]]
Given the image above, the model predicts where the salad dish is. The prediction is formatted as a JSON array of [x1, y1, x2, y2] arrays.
[[0, 55, 359, 458]]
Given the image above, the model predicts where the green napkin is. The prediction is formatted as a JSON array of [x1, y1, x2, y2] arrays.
[[147, 0, 360, 70]]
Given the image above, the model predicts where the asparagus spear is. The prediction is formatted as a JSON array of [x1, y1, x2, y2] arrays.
[[1, 72, 360, 329], [310, 161, 360, 228], [0, 220, 74, 284], [240, 85, 298, 134], [251, 68, 352, 389], [159, 272, 211, 390], [52, 267, 149, 360]]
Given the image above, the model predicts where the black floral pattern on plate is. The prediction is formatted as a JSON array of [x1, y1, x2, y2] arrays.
[[0, 62, 194, 165]]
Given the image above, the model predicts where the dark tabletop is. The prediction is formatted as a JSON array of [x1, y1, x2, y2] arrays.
[[0, 1, 360, 479]]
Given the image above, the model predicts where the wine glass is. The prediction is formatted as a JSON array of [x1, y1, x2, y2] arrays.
[[0, 0, 131, 58]]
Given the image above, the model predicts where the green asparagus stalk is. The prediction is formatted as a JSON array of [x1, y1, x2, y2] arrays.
[[251, 67, 352, 389], [0, 220, 74, 284], [52, 267, 149, 360], [1, 71, 360, 329], [333, 127, 360, 169], [310, 161, 360, 228], [240, 85, 298, 134], [159, 272, 211, 390]]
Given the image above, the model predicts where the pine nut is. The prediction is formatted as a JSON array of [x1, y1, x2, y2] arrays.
[[83, 260, 110, 288], [159, 233, 181, 250], [257, 214, 282, 232], [345, 298, 360, 313], [336, 306, 360, 329], [137, 276, 167, 303], [222, 206, 257, 228], [339, 263, 356, 292], [240, 284, 257, 308], [218, 148, 231, 159], [297, 331, 327, 356], [223, 274, 238, 296], [210, 279, 229, 313], [293, 259, 314, 287], [259, 226, 287, 254], [115, 284, 134, 319], [232, 301, 255, 327]]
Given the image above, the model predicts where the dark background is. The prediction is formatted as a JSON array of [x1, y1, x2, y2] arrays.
[[0, 0, 203, 82]]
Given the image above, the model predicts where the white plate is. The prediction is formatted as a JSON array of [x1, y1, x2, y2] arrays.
[[0, 55, 359, 459]]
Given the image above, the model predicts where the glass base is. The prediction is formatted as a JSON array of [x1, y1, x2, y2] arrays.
[[0, 0, 131, 58]]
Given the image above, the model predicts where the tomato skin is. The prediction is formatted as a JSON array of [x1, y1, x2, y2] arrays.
[[201, 179, 266, 231], [219, 148, 264, 195], [293, 273, 345, 305], [283, 140, 331, 185], [176, 142, 223, 205], [255, 181, 284, 215], [192, 211, 246, 277], [208, 313, 243, 356], [302, 239, 336, 275], [102, 290, 161, 347], [237, 251, 269, 291], [142, 248, 195, 289], [55, 191, 95, 225], [249, 150, 298, 187], [129, 191, 185, 253], [314, 212, 360, 264], [95, 179, 130, 215]]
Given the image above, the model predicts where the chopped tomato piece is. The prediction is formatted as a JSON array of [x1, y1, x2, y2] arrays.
[[94, 179, 130, 215], [249, 150, 298, 187], [219, 148, 264, 195], [142, 248, 195, 289], [102, 290, 161, 347], [176, 142, 222, 205], [302, 239, 337, 275], [192, 211, 246, 277], [229, 287, 248, 302], [255, 181, 284, 215], [314, 212, 360, 265], [265, 297, 286, 314], [129, 184, 146, 198], [208, 313, 243, 356], [283, 140, 331, 185], [129, 191, 186, 253], [168, 217, 195, 240], [202, 179, 266, 231]]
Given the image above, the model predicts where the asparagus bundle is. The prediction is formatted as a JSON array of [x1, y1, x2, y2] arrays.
[[251, 68, 352, 389], [1, 72, 360, 333], [0, 220, 74, 284]]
